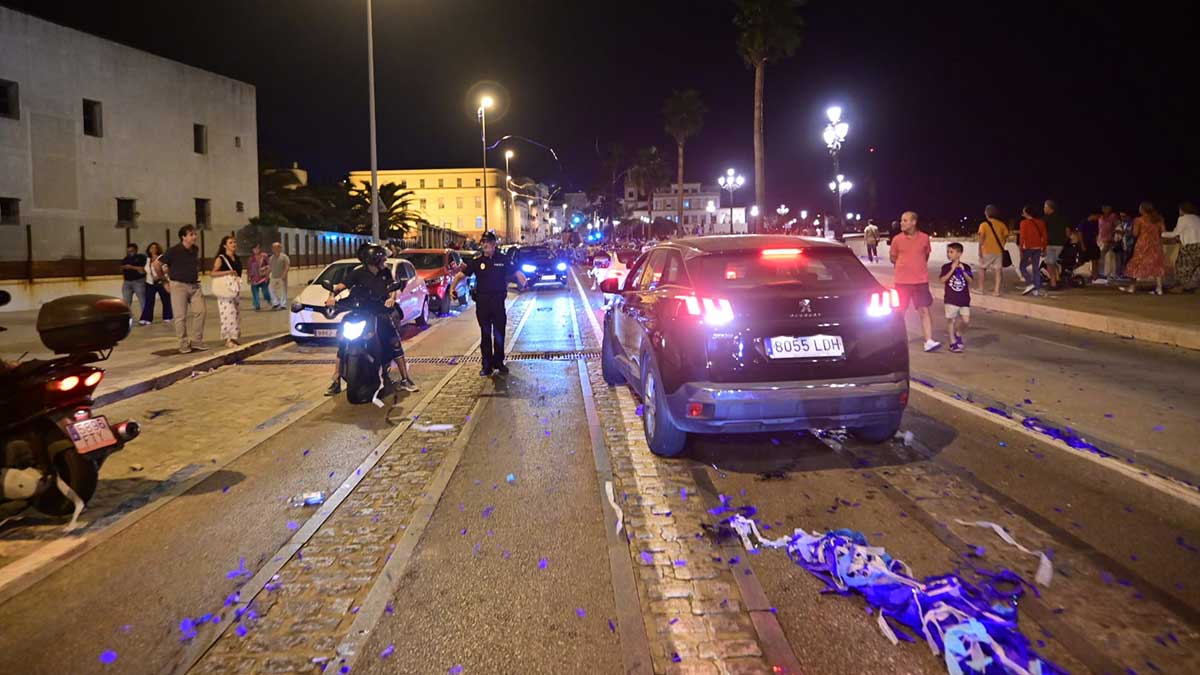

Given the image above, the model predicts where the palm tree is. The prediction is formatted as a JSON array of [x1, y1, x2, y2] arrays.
[[350, 181, 428, 238], [663, 90, 707, 231], [628, 147, 669, 240], [734, 0, 804, 233]]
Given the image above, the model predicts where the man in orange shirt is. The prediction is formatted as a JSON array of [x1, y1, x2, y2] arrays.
[[1018, 205, 1049, 296], [890, 211, 941, 352]]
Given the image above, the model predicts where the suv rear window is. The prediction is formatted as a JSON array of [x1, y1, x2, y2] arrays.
[[690, 248, 875, 291]]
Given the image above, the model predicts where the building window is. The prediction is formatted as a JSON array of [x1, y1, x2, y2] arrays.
[[456, 178, 462, 188], [476, 216, 483, 229], [236, 201, 245, 213], [116, 199, 137, 225], [683, 200, 690, 209], [419, 198, 427, 210], [438, 179, 444, 188], [473, 178, 480, 188], [456, 197, 463, 209], [193, 124, 207, 154], [437, 198, 445, 209], [234, 135, 241, 148], [0, 197, 19, 225], [82, 99, 103, 137], [419, 179, 426, 189], [474, 197, 482, 209], [0, 79, 17, 119], [194, 198, 211, 226]]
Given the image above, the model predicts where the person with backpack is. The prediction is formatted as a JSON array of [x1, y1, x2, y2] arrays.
[[975, 204, 1010, 296]]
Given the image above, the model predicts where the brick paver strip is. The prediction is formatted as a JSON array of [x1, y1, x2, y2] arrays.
[[183, 296, 534, 674]]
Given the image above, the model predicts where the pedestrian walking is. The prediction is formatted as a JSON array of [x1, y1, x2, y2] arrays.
[[1166, 201, 1200, 293], [1042, 200, 1070, 289], [1112, 212, 1133, 279], [975, 204, 1010, 296], [939, 242, 973, 352], [120, 243, 148, 323], [1097, 205, 1118, 279], [268, 241, 290, 310], [1122, 202, 1167, 295], [449, 231, 529, 375], [1018, 205, 1048, 296], [140, 242, 174, 324], [212, 235, 243, 348], [863, 220, 881, 263], [889, 211, 941, 352], [155, 224, 207, 354], [247, 243, 272, 310]]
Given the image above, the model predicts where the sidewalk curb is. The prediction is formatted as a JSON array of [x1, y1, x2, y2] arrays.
[[93, 333, 293, 408]]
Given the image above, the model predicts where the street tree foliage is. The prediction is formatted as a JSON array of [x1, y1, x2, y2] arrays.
[[663, 89, 707, 228], [734, 0, 804, 232], [628, 146, 670, 238], [259, 165, 327, 228], [588, 142, 627, 224], [349, 181, 429, 237]]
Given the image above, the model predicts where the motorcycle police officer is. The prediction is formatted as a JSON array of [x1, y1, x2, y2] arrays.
[[450, 232, 527, 376]]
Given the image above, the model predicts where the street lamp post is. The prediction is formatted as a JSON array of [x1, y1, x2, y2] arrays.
[[504, 149, 514, 241], [478, 96, 494, 235], [776, 204, 789, 234], [822, 106, 850, 241], [749, 205, 759, 232], [716, 168, 744, 235], [827, 175, 853, 238], [366, 0, 380, 242]]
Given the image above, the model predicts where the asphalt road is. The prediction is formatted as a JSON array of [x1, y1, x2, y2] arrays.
[[0, 266, 1196, 675]]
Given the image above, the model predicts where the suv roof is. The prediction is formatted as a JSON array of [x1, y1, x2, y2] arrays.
[[666, 235, 846, 256]]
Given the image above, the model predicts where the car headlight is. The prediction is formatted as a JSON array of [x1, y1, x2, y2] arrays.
[[556, 262, 567, 271], [342, 320, 367, 341], [290, 302, 303, 313], [521, 264, 537, 274]]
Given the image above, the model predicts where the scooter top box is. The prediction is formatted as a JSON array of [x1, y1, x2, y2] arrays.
[[36, 295, 132, 354]]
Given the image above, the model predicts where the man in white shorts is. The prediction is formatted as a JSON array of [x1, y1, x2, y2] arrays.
[[975, 204, 1009, 296]]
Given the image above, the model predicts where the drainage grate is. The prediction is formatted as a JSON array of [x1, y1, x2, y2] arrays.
[[244, 350, 600, 367]]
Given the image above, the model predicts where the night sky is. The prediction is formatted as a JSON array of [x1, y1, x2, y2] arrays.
[[5, 0, 1197, 225]]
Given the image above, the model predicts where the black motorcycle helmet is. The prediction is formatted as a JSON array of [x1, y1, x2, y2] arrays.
[[359, 243, 388, 268]]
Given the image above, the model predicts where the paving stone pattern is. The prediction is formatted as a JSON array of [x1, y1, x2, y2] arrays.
[[191, 300, 532, 674], [586, 361, 771, 675]]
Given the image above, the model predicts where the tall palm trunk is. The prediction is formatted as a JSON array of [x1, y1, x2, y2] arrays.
[[675, 142, 685, 230], [646, 190, 654, 239], [752, 61, 765, 235]]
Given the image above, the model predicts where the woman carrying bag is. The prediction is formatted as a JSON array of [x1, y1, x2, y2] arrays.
[[141, 241, 174, 324], [212, 235, 244, 348]]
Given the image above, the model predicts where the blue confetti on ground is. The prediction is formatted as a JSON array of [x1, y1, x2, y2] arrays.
[[506, 473, 515, 483], [449, 666, 464, 674], [99, 650, 118, 664], [608, 619, 616, 633], [538, 557, 549, 570], [576, 608, 586, 618], [286, 521, 299, 530], [640, 551, 653, 565], [380, 644, 395, 658]]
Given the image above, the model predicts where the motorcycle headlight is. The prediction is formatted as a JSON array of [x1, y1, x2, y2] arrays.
[[342, 320, 367, 341], [521, 264, 537, 274], [556, 262, 567, 271]]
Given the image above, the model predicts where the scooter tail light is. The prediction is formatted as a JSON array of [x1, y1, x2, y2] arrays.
[[50, 375, 81, 392], [84, 371, 103, 387]]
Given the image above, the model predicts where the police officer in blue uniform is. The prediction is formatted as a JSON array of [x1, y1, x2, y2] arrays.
[[450, 232, 527, 376]]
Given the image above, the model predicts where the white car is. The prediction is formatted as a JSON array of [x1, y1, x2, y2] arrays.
[[289, 258, 430, 340], [589, 252, 630, 295]]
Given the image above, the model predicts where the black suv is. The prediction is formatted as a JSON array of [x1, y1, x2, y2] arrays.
[[516, 246, 569, 287], [600, 235, 909, 456]]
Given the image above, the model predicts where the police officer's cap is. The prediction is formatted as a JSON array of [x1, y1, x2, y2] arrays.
[[480, 231, 499, 244]]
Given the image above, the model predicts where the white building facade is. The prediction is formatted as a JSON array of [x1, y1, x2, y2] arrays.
[[0, 7, 259, 268], [622, 181, 747, 234]]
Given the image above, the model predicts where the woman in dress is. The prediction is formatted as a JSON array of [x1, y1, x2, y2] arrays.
[[140, 242, 174, 324], [1122, 201, 1167, 295], [212, 235, 243, 347]]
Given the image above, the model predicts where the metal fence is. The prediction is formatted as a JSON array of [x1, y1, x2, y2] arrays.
[[0, 221, 468, 281]]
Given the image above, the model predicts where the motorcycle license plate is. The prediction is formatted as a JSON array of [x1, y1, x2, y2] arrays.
[[314, 328, 337, 338], [540, 274, 558, 281], [763, 334, 845, 359], [68, 416, 118, 454]]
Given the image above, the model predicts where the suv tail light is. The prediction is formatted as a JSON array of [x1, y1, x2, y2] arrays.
[[675, 295, 735, 326], [867, 289, 901, 317]]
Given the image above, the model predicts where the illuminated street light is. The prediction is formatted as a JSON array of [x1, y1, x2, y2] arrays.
[[717, 168, 745, 234], [800, 209, 808, 221], [503, 149, 515, 238], [823, 105, 850, 241], [478, 95, 496, 234], [777, 204, 790, 233]]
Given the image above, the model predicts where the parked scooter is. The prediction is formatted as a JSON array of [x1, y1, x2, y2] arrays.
[[0, 291, 140, 524], [321, 280, 405, 406]]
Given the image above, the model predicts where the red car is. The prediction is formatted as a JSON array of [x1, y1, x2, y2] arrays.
[[397, 248, 465, 315]]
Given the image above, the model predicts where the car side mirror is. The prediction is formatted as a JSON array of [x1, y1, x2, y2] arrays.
[[599, 277, 621, 294], [306, 278, 314, 285]]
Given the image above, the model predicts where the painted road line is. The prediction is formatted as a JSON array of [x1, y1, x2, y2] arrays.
[[571, 267, 603, 343], [1022, 333, 1090, 353], [570, 293, 655, 675], [170, 296, 537, 675]]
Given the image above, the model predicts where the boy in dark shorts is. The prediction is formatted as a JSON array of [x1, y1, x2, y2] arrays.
[[938, 242, 973, 352]]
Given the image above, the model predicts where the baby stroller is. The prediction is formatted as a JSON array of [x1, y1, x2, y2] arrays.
[[1041, 243, 1091, 289]]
